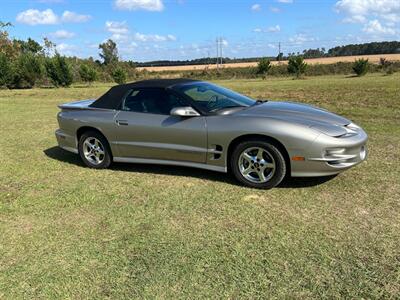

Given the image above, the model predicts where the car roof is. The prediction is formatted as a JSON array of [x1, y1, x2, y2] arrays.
[[90, 78, 200, 109], [121, 78, 199, 88]]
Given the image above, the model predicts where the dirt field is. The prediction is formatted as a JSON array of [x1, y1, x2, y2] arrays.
[[137, 53, 400, 72]]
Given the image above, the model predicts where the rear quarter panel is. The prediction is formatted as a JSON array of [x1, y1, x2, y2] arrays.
[[57, 109, 119, 154]]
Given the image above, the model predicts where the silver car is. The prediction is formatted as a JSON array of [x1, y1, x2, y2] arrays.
[[56, 79, 367, 188]]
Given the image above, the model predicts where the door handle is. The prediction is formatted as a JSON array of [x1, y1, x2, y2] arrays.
[[116, 120, 128, 126]]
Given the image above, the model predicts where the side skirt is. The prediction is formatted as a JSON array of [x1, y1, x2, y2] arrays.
[[113, 157, 227, 173]]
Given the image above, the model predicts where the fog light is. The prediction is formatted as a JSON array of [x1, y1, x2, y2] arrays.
[[360, 146, 366, 160]]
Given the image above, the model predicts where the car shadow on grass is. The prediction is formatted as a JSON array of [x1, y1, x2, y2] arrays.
[[44, 146, 336, 189]]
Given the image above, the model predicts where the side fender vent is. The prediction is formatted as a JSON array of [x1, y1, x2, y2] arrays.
[[210, 145, 223, 160]]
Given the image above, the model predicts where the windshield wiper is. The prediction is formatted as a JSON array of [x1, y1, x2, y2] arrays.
[[253, 100, 266, 105]]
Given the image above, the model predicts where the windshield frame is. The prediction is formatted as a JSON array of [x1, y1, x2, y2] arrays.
[[171, 81, 256, 115]]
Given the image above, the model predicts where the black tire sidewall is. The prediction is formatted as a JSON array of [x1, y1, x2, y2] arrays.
[[78, 131, 112, 169], [231, 140, 286, 189]]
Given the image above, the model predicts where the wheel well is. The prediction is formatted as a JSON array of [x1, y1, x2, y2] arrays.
[[76, 126, 113, 156], [227, 134, 291, 175]]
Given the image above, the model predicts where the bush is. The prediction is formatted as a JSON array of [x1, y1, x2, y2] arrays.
[[385, 64, 397, 75], [45, 54, 73, 87], [352, 58, 369, 76], [257, 58, 271, 77], [9, 53, 43, 89], [79, 64, 97, 84], [0, 53, 11, 87], [112, 67, 127, 84], [287, 55, 307, 78]]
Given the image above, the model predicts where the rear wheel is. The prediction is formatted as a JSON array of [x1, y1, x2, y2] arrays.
[[78, 131, 111, 169], [231, 140, 286, 189]]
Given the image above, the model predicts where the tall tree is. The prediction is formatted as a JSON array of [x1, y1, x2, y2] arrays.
[[45, 53, 73, 87], [43, 37, 56, 57], [79, 64, 97, 85], [287, 55, 308, 78], [14, 38, 43, 54], [257, 57, 272, 78], [99, 39, 118, 65], [0, 21, 15, 58]]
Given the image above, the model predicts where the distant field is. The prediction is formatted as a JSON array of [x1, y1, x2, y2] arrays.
[[1, 73, 399, 298], [137, 53, 400, 72]]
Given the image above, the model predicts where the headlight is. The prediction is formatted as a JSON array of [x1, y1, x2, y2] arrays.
[[340, 122, 361, 137], [346, 122, 361, 130]]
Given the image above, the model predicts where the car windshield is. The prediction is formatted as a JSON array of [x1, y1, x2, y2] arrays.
[[174, 82, 256, 113]]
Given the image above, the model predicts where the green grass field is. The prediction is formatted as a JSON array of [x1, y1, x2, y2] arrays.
[[1, 74, 399, 299]]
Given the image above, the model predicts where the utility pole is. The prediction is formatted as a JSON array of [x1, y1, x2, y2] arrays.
[[216, 38, 219, 69], [278, 42, 281, 64], [220, 37, 223, 66]]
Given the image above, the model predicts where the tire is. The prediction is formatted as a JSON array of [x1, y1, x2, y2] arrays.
[[78, 130, 112, 169], [230, 140, 286, 189]]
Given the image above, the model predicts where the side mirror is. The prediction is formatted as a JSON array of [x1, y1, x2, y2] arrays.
[[170, 106, 200, 117]]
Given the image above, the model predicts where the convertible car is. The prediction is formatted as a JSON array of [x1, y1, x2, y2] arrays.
[[56, 79, 367, 188]]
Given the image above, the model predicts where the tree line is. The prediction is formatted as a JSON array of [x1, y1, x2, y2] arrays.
[[136, 41, 400, 66], [0, 22, 132, 88], [0, 21, 399, 89]]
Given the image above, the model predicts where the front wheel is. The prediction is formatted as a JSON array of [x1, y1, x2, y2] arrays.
[[78, 131, 112, 169], [231, 140, 286, 189]]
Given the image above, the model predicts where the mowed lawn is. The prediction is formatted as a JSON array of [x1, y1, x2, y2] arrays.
[[0, 74, 399, 299]]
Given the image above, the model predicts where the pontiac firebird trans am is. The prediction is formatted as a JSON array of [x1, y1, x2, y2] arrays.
[[56, 79, 368, 189]]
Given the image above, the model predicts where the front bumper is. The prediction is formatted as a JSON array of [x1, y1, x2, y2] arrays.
[[291, 128, 368, 177]]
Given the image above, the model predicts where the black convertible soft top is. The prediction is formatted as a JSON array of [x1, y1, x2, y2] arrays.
[[90, 78, 198, 109]]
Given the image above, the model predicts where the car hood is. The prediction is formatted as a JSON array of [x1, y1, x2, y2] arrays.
[[236, 101, 351, 137]]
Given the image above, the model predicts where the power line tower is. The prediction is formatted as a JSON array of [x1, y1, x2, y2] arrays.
[[220, 37, 223, 66], [216, 38, 220, 69], [278, 42, 282, 64], [216, 37, 224, 69]]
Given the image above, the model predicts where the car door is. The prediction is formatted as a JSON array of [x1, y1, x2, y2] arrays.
[[113, 87, 207, 163]]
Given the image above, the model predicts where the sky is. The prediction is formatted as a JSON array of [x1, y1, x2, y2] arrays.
[[1, 0, 400, 62]]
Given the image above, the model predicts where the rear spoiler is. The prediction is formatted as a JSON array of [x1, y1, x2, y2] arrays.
[[58, 99, 97, 110]]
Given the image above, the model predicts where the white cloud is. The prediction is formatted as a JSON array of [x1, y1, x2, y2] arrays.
[[49, 29, 75, 39], [61, 11, 91, 23], [16, 9, 58, 25], [289, 34, 315, 44], [114, 0, 164, 11], [269, 7, 281, 13], [16, 9, 91, 25], [167, 34, 177, 41], [363, 19, 396, 35], [335, 0, 400, 23], [253, 25, 281, 33], [104, 21, 176, 45], [267, 25, 281, 32], [134, 32, 176, 42], [277, 0, 293, 3], [342, 15, 367, 23], [56, 43, 77, 55], [105, 21, 129, 34], [251, 4, 261, 11]]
